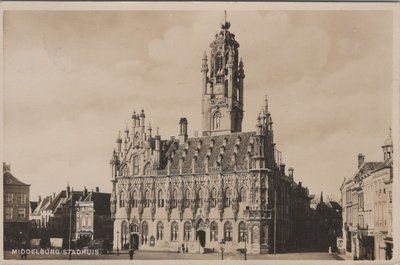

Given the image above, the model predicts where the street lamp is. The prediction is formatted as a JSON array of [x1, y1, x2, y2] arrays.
[[219, 240, 225, 260], [244, 233, 247, 261], [116, 230, 119, 256]]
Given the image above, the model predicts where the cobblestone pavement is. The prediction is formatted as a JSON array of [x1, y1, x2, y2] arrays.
[[4, 250, 346, 260]]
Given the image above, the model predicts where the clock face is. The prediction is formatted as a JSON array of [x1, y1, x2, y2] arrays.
[[6, 178, 12, 184]]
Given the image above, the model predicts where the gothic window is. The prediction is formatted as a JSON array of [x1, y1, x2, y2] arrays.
[[215, 53, 223, 75], [121, 221, 129, 247], [144, 190, 150, 208], [142, 221, 149, 244], [158, 189, 164, 208], [130, 224, 138, 233], [172, 189, 178, 208], [213, 111, 222, 130], [133, 156, 139, 175], [171, 221, 179, 241], [224, 221, 233, 241], [239, 187, 247, 203], [251, 225, 259, 244], [210, 221, 218, 241], [119, 191, 125, 208], [238, 221, 247, 242], [184, 221, 192, 241], [184, 189, 191, 208], [225, 187, 232, 207], [132, 190, 137, 208], [157, 221, 164, 240], [198, 188, 204, 208], [210, 188, 217, 208], [144, 163, 151, 175]]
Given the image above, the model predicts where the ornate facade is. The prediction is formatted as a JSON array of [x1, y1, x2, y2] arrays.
[[109, 17, 311, 254]]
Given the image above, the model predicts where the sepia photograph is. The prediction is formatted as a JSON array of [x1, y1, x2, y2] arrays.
[[1, 2, 398, 263]]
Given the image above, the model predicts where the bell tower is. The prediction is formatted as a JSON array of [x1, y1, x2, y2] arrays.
[[201, 12, 245, 136]]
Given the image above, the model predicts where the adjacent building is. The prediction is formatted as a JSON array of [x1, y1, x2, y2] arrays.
[[3, 163, 31, 249], [340, 131, 393, 260], [308, 193, 342, 252], [75, 189, 113, 247], [109, 17, 312, 254]]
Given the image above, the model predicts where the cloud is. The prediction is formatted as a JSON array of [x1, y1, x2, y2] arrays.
[[3, 10, 392, 199]]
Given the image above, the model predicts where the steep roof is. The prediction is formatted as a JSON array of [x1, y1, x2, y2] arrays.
[[354, 162, 382, 180], [163, 131, 255, 172], [46, 191, 67, 211], [82, 192, 111, 214], [3, 171, 30, 186], [32, 196, 51, 215]]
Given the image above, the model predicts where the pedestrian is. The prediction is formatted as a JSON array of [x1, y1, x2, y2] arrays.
[[129, 248, 134, 260], [20, 243, 28, 260]]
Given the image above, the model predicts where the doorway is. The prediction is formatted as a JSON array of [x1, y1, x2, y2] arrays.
[[197, 230, 206, 248], [130, 234, 139, 250]]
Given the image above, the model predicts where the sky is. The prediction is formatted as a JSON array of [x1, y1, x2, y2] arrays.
[[3, 10, 393, 201]]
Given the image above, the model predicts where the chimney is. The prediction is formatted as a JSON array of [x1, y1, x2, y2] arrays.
[[3, 162, 11, 173], [279, 163, 285, 175], [288, 167, 294, 178], [38, 195, 42, 203], [53, 192, 56, 199], [358, 153, 365, 168], [95, 187, 99, 192], [194, 130, 199, 138], [83, 187, 88, 198]]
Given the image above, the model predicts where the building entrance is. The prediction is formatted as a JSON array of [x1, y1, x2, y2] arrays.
[[197, 230, 206, 247], [130, 233, 139, 250]]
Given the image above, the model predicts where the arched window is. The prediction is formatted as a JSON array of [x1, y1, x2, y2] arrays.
[[119, 191, 125, 208], [171, 221, 178, 241], [215, 53, 223, 74], [213, 112, 222, 130], [158, 189, 164, 208], [225, 187, 232, 207], [210, 221, 218, 241], [238, 221, 247, 242], [184, 189, 191, 208], [144, 163, 151, 175], [141, 221, 149, 244], [251, 225, 259, 244], [144, 190, 150, 208], [184, 221, 192, 241], [130, 223, 138, 233], [133, 156, 139, 175], [198, 188, 204, 208], [239, 187, 247, 203], [157, 221, 164, 240], [132, 190, 137, 208], [224, 221, 232, 241], [210, 188, 217, 208], [121, 221, 128, 247], [172, 189, 178, 208]]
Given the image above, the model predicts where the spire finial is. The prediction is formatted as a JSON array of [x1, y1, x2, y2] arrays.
[[224, 10, 227, 25], [264, 94, 269, 113], [221, 10, 230, 30]]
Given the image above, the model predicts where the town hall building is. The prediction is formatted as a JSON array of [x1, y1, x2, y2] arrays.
[[109, 17, 312, 254]]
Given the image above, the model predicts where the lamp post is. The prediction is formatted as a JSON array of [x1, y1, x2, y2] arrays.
[[219, 240, 225, 260], [116, 231, 119, 256], [244, 233, 247, 261]]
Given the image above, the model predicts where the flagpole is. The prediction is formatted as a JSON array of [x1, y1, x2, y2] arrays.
[[68, 188, 73, 260]]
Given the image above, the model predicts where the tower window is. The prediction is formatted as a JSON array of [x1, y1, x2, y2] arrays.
[[213, 111, 222, 130], [215, 53, 223, 75]]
